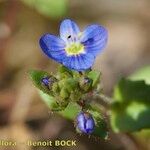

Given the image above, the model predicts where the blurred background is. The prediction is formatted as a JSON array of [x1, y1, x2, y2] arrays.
[[0, 0, 150, 149]]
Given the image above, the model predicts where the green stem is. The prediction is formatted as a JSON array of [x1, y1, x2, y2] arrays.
[[97, 93, 113, 105]]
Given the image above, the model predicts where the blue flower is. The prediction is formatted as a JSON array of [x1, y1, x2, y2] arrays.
[[76, 112, 95, 134], [39, 19, 108, 71]]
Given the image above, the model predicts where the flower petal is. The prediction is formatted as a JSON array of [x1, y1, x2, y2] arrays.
[[39, 34, 66, 63], [77, 112, 86, 133], [80, 25, 108, 56], [86, 117, 95, 133], [62, 53, 95, 71], [59, 19, 80, 43]]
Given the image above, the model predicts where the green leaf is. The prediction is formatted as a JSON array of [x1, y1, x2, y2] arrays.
[[60, 88, 69, 99], [93, 118, 108, 139], [57, 65, 73, 79], [111, 78, 150, 132], [58, 65, 72, 74], [113, 79, 150, 104], [58, 78, 78, 92], [21, 0, 68, 18], [69, 90, 82, 102], [87, 70, 101, 87], [59, 102, 80, 120], [89, 105, 108, 139], [39, 91, 68, 111], [129, 65, 150, 84]]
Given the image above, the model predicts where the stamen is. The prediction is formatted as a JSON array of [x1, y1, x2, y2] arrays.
[[65, 43, 85, 56]]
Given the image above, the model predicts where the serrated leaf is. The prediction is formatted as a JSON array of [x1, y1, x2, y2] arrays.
[[21, 0, 68, 18], [111, 78, 150, 132], [87, 70, 100, 87]]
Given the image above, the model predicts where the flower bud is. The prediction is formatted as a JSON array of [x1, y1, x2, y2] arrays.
[[41, 76, 57, 89], [79, 77, 92, 92], [76, 112, 95, 134], [41, 77, 50, 86]]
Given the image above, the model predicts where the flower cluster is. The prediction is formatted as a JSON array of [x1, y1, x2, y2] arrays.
[[40, 19, 108, 71], [30, 19, 108, 136]]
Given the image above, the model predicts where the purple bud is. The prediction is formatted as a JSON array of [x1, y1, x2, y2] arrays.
[[76, 112, 95, 134], [84, 77, 92, 84], [41, 77, 50, 86]]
